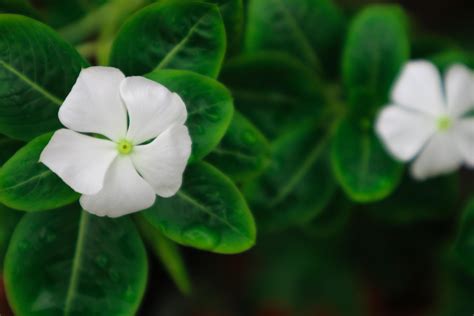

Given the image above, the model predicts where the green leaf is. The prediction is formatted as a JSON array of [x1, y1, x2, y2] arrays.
[[0, 133, 79, 212], [146, 69, 234, 161], [0, 136, 23, 166], [430, 50, 474, 73], [0, 204, 22, 270], [244, 121, 337, 232], [207, 0, 244, 54], [245, 0, 346, 75], [206, 110, 271, 182], [220, 52, 324, 140], [0, 0, 38, 17], [4, 207, 148, 315], [135, 215, 192, 295], [342, 5, 409, 116], [453, 197, 474, 276], [142, 161, 256, 254], [110, 0, 226, 78], [331, 117, 403, 202], [0, 14, 87, 141]]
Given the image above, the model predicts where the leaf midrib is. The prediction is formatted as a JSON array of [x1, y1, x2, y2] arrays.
[[0, 59, 63, 106], [0, 169, 52, 192], [176, 191, 251, 242]]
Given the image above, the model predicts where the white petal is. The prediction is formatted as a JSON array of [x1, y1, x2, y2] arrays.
[[445, 64, 474, 118], [132, 124, 191, 197], [120, 77, 187, 144], [410, 132, 463, 180], [39, 129, 117, 195], [80, 156, 156, 217], [453, 118, 474, 167], [391, 61, 445, 116], [59, 67, 128, 141], [376, 105, 436, 161]]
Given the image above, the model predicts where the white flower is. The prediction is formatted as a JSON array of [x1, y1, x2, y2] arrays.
[[40, 67, 192, 217], [376, 61, 474, 180]]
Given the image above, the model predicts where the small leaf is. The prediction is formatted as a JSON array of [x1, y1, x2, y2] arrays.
[[206, 110, 271, 182], [142, 161, 256, 254], [245, 0, 346, 75], [221, 52, 324, 140], [4, 207, 148, 315], [146, 69, 234, 161], [0, 133, 79, 212], [342, 5, 409, 116], [110, 0, 226, 78], [0, 14, 87, 141], [0, 204, 22, 270], [453, 197, 474, 276], [331, 117, 403, 202], [244, 121, 337, 232], [135, 215, 192, 295]]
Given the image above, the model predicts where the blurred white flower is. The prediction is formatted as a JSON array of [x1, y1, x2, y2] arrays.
[[376, 61, 474, 180], [40, 67, 192, 217]]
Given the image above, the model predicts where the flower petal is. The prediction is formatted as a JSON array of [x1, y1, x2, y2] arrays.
[[39, 129, 117, 195], [132, 124, 191, 197], [80, 156, 156, 217], [410, 132, 463, 180], [391, 61, 445, 116], [453, 118, 474, 167], [376, 105, 436, 161], [120, 76, 187, 144], [59, 67, 128, 141], [445, 64, 474, 118]]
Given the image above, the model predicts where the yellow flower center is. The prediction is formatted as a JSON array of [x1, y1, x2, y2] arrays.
[[117, 139, 134, 155], [437, 116, 452, 131]]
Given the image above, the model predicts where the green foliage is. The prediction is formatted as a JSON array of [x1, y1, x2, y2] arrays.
[[245, 121, 336, 232], [0, 204, 22, 269], [135, 215, 192, 295], [0, 133, 79, 212], [207, 0, 244, 54], [221, 52, 324, 139], [4, 207, 148, 315], [206, 110, 271, 182], [146, 69, 234, 161], [245, 0, 346, 75], [0, 136, 23, 166], [430, 50, 474, 73], [110, 0, 226, 78], [142, 161, 256, 254], [0, 14, 86, 141], [331, 116, 403, 202], [342, 5, 409, 116], [453, 198, 474, 276]]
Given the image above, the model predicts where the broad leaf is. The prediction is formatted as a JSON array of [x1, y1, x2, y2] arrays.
[[207, 110, 271, 182], [0, 14, 86, 141], [142, 161, 256, 254], [220, 52, 324, 140], [4, 207, 148, 315], [110, 0, 226, 78], [135, 215, 192, 295], [245, 0, 346, 75], [244, 121, 336, 232], [0, 136, 23, 166], [146, 69, 234, 161], [0, 133, 79, 212], [207, 0, 244, 54], [0, 204, 22, 269], [342, 5, 409, 116], [331, 117, 403, 202]]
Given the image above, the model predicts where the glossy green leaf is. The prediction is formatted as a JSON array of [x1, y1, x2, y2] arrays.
[[0, 133, 79, 212], [0, 136, 23, 166], [207, 0, 244, 54], [142, 161, 256, 254], [331, 117, 403, 202], [135, 214, 192, 295], [244, 121, 337, 232], [0, 14, 87, 141], [342, 5, 409, 115], [110, 0, 226, 78], [453, 197, 474, 276], [366, 174, 459, 224], [220, 52, 324, 139], [146, 69, 233, 161], [4, 207, 148, 315], [0, 204, 22, 269], [206, 111, 271, 182], [245, 0, 345, 75]]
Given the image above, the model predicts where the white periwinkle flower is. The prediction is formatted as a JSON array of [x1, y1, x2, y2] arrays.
[[376, 61, 474, 180], [40, 67, 192, 217]]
